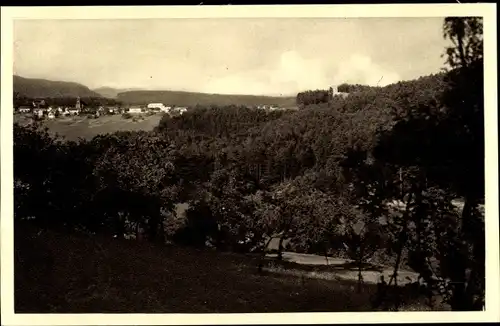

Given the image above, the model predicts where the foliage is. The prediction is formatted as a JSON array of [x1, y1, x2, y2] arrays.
[[13, 93, 122, 109], [443, 17, 483, 69], [296, 89, 331, 107]]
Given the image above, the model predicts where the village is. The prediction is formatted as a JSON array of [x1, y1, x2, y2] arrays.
[[15, 97, 291, 120], [16, 97, 188, 120]]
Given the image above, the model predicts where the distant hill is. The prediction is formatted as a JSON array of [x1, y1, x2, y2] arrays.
[[117, 90, 297, 107], [14, 75, 101, 98], [93, 87, 144, 99]]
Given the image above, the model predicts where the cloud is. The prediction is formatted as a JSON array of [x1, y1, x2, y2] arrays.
[[202, 51, 401, 96], [333, 54, 401, 87]]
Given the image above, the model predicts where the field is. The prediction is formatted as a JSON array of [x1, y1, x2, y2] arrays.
[[14, 113, 164, 141], [14, 223, 443, 313]]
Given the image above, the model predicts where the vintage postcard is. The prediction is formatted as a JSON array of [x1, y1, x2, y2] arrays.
[[1, 3, 498, 325]]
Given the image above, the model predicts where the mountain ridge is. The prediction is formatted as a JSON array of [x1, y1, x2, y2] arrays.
[[93, 87, 145, 99], [13, 75, 297, 107], [116, 90, 297, 107], [14, 75, 101, 98]]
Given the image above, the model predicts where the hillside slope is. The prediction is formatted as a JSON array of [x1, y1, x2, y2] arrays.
[[14, 223, 377, 313], [15, 222, 438, 313], [14, 75, 101, 98], [117, 90, 297, 107], [93, 87, 144, 99]]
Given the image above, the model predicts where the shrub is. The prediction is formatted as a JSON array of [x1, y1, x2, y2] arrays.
[[122, 112, 132, 119]]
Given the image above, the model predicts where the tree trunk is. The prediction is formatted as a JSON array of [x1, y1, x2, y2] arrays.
[[456, 21, 468, 67], [389, 191, 413, 287], [136, 221, 141, 241], [450, 197, 477, 311], [390, 249, 402, 287], [357, 260, 363, 293], [156, 216, 165, 245], [262, 236, 273, 256], [399, 167, 403, 197], [277, 235, 285, 261]]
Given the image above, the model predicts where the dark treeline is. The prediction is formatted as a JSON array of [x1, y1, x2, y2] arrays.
[[14, 93, 122, 109], [295, 83, 377, 108], [296, 89, 332, 107], [337, 83, 379, 93], [14, 18, 484, 311]]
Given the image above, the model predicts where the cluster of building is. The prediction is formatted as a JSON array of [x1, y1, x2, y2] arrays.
[[144, 103, 187, 115], [17, 99, 84, 119], [16, 98, 189, 119], [255, 105, 284, 111]]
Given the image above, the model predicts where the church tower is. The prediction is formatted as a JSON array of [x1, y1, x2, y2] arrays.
[[76, 97, 81, 110]]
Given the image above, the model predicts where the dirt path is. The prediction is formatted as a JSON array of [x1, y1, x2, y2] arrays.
[[266, 251, 419, 285]]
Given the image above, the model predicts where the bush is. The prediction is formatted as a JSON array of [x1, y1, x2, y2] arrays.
[[122, 112, 132, 119]]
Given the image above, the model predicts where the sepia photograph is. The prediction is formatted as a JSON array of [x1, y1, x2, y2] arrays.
[[1, 4, 498, 325]]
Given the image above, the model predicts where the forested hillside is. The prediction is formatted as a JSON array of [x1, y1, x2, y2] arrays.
[[13, 75, 101, 98], [117, 90, 297, 107], [14, 17, 485, 312]]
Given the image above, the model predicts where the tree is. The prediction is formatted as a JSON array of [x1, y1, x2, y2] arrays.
[[443, 17, 483, 69], [91, 131, 179, 241], [341, 217, 382, 293], [365, 17, 485, 310]]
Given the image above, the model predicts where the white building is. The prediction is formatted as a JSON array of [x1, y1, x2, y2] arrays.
[[68, 108, 80, 115], [147, 103, 165, 110], [128, 107, 142, 114], [33, 108, 44, 118], [18, 106, 31, 113], [175, 107, 188, 115], [331, 85, 349, 98]]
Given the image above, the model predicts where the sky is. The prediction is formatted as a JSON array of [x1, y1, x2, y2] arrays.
[[13, 18, 449, 96]]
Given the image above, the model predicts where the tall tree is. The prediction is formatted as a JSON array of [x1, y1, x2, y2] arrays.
[[443, 17, 483, 69], [368, 16, 485, 310]]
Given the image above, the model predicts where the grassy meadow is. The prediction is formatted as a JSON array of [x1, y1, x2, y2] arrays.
[[14, 113, 164, 141], [14, 223, 444, 313]]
